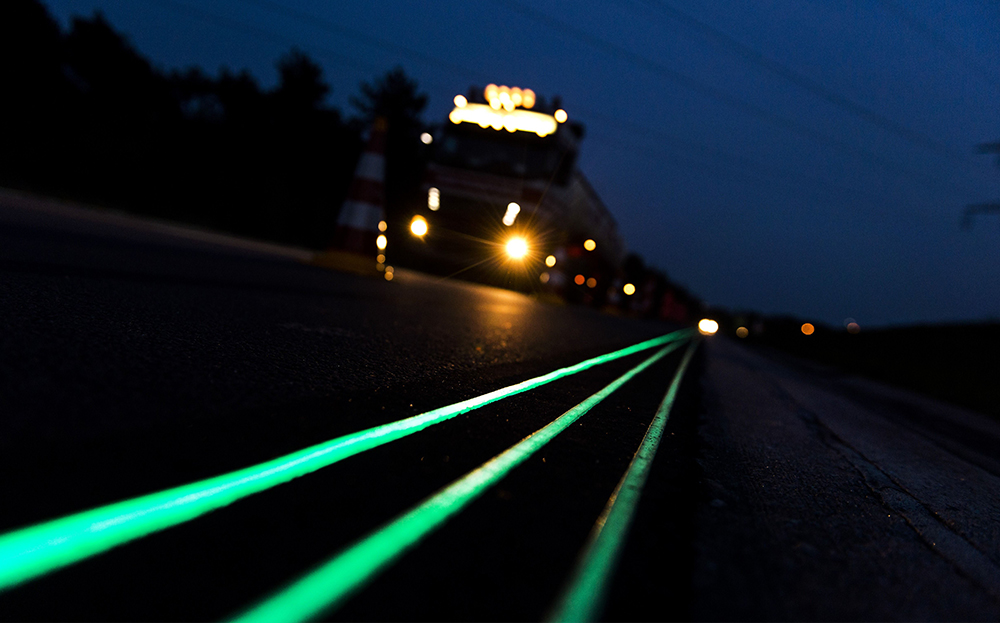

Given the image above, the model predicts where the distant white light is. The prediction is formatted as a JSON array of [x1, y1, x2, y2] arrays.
[[698, 318, 719, 335], [428, 187, 440, 211], [410, 215, 428, 237], [554, 108, 568, 123], [420, 132, 433, 144], [502, 202, 521, 227]]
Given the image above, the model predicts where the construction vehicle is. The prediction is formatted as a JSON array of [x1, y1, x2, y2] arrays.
[[392, 84, 625, 299]]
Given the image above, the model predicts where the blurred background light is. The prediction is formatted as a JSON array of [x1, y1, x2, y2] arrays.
[[698, 319, 719, 335]]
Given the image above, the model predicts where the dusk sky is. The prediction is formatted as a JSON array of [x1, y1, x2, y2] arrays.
[[41, 0, 1000, 328]]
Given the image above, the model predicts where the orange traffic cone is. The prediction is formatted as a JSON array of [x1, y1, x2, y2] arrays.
[[330, 117, 387, 255]]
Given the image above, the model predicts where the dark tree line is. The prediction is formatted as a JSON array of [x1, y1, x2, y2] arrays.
[[0, 1, 428, 249], [0, 0, 701, 317]]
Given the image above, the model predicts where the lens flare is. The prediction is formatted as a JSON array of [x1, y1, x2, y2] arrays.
[[506, 236, 528, 259], [410, 216, 428, 237]]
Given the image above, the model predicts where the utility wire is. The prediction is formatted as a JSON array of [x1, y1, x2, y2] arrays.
[[150, 0, 456, 94], [630, 0, 967, 159], [156, 0, 979, 205], [874, 0, 1000, 92], [233, 0, 485, 83], [587, 128, 890, 208], [578, 105, 882, 202], [221, 0, 944, 201], [491, 0, 976, 197]]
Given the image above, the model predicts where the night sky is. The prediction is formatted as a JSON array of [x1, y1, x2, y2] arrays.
[[41, 0, 1000, 327]]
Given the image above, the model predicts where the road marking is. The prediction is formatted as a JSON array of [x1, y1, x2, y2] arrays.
[[230, 341, 687, 623], [548, 339, 700, 622], [0, 329, 692, 592]]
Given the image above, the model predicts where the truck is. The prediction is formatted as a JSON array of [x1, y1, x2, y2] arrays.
[[391, 84, 625, 301]]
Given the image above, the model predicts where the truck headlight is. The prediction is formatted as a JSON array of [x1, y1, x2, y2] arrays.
[[410, 215, 428, 237], [506, 236, 528, 259]]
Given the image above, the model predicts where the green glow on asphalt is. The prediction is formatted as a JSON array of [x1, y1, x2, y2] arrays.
[[547, 339, 700, 623], [231, 341, 686, 623], [0, 329, 692, 593]]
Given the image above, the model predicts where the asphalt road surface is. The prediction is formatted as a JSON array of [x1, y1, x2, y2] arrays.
[[1, 191, 999, 621]]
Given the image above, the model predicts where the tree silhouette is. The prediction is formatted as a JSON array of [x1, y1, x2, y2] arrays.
[[351, 66, 427, 128], [0, 1, 69, 190], [64, 11, 176, 123], [350, 67, 429, 223], [0, 2, 369, 249], [274, 48, 329, 113], [0, 0, 64, 105]]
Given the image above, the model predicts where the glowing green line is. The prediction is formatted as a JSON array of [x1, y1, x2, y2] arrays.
[[0, 330, 692, 592], [547, 339, 700, 623], [231, 341, 685, 623]]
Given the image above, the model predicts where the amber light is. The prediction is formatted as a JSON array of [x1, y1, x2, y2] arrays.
[[506, 237, 528, 259], [698, 319, 719, 336]]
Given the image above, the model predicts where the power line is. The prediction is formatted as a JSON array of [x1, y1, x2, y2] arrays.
[[490, 0, 977, 198], [577, 105, 884, 203], [233, 0, 485, 83], [874, 0, 1000, 92], [151, 0, 463, 96], [205, 0, 939, 202], [153, 0, 978, 205], [150, 0, 385, 78], [630, 0, 967, 159]]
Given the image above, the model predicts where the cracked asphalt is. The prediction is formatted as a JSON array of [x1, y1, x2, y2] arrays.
[[694, 339, 1000, 620], [2, 191, 998, 621]]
